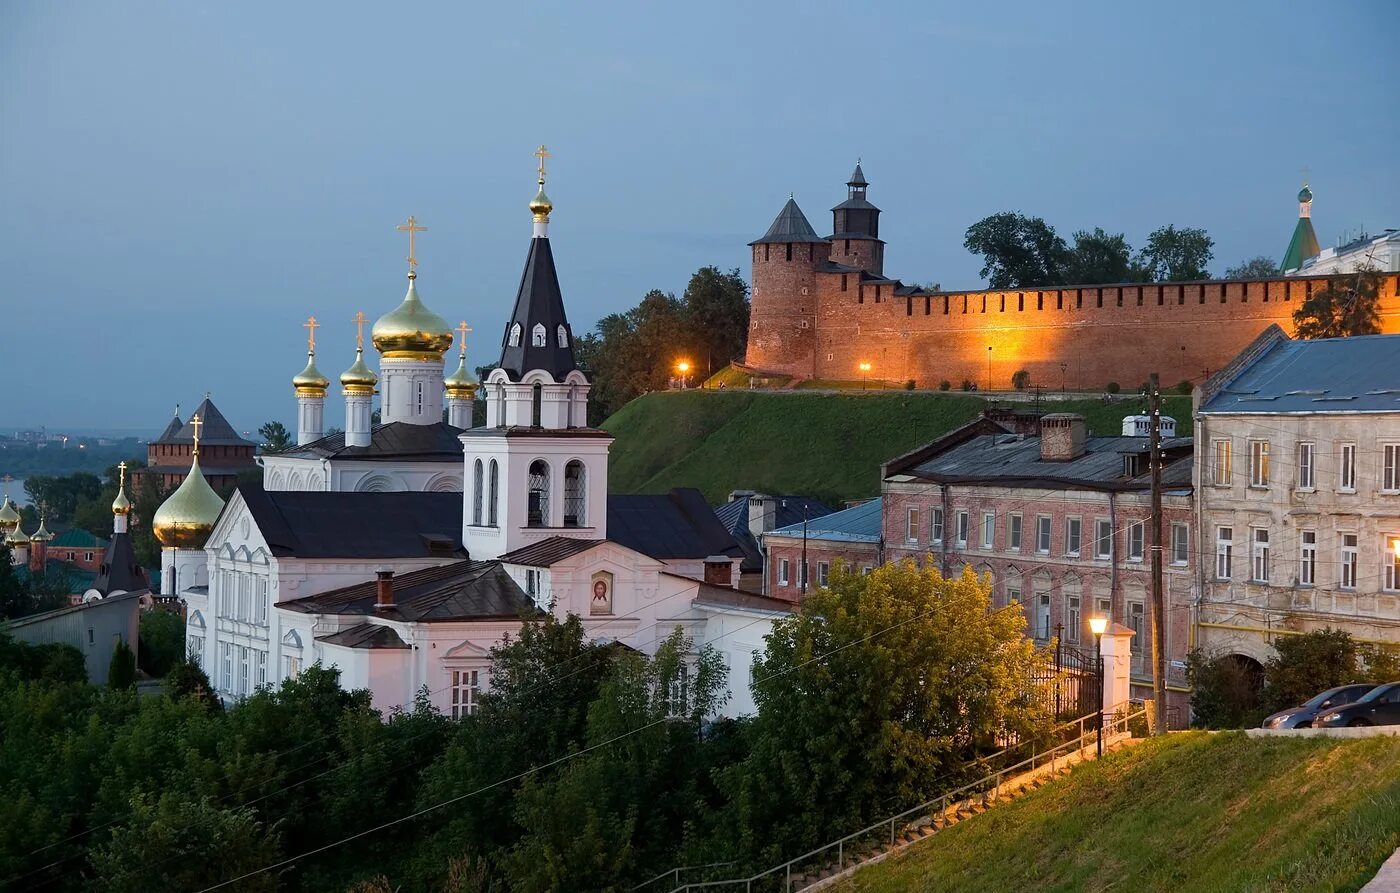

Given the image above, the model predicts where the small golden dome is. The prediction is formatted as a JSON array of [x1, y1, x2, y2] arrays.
[[152, 455, 226, 549], [444, 354, 479, 397], [340, 347, 378, 391], [293, 352, 330, 394], [30, 518, 53, 543], [112, 485, 131, 517], [529, 183, 553, 222], [5, 519, 29, 546], [371, 275, 454, 358], [0, 497, 19, 530]]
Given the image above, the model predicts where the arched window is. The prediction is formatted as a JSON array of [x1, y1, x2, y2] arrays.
[[508, 323, 522, 347], [532, 323, 547, 347], [531, 383, 543, 427], [487, 460, 499, 527], [472, 459, 484, 525], [527, 460, 550, 527], [564, 461, 586, 527], [557, 324, 568, 347]]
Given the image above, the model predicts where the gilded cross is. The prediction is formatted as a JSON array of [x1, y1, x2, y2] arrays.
[[535, 145, 550, 183], [190, 413, 203, 455], [117, 461, 127, 490], [456, 320, 473, 358], [396, 215, 427, 271], [352, 311, 368, 350], [304, 315, 320, 352]]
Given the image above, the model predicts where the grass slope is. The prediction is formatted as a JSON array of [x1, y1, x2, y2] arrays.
[[603, 391, 1191, 505], [833, 732, 1400, 893]]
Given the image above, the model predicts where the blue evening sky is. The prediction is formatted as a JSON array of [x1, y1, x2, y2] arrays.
[[1, 1, 1396, 432]]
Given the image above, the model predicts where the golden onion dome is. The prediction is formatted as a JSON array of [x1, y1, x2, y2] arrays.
[[371, 274, 454, 358], [0, 497, 20, 530], [529, 183, 554, 222], [30, 518, 53, 542], [5, 519, 29, 546], [340, 347, 378, 391], [292, 352, 330, 394], [112, 485, 132, 517], [152, 455, 226, 549], [444, 354, 479, 397]]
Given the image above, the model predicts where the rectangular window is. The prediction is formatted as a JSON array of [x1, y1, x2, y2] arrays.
[[1094, 519, 1112, 559], [1300, 531, 1317, 586], [255, 650, 267, 689], [981, 512, 995, 549], [1065, 596, 1081, 644], [778, 559, 790, 586], [862, 566, 873, 575], [1171, 523, 1189, 565], [906, 507, 921, 543], [1341, 534, 1359, 589], [1128, 521, 1145, 561], [283, 655, 301, 680], [1212, 439, 1232, 486], [1216, 527, 1234, 580], [1128, 602, 1146, 670], [817, 561, 830, 587], [1340, 443, 1357, 491], [222, 644, 233, 692], [257, 579, 268, 625], [1035, 593, 1051, 642], [525, 569, 539, 597], [930, 508, 944, 544], [1249, 440, 1270, 487], [1036, 515, 1052, 554], [1385, 445, 1400, 493], [1386, 537, 1400, 592], [238, 646, 249, 697], [1006, 584, 1021, 605], [956, 511, 969, 547], [1096, 597, 1112, 622], [1065, 517, 1082, 557], [1008, 513, 1022, 552], [451, 669, 481, 719], [1297, 442, 1315, 490], [1251, 528, 1270, 583]]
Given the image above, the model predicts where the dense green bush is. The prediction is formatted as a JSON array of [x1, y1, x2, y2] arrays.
[[137, 609, 185, 677], [107, 640, 136, 690], [1105, 381, 1121, 394]]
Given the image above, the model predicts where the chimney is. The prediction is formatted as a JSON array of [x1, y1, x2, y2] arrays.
[[375, 570, 394, 610], [1040, 414, 1087, 462], [747, 495, 776, 539], [704, 556, 732, 586]]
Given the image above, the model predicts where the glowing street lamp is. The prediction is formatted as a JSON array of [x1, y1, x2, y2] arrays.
[[1090, 615, 1108, 756], [858, 361, 872, 390], [676, 360, 691, 389]]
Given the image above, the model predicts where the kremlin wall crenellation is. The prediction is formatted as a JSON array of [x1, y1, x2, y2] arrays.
[[744, 166, 1400, 389]]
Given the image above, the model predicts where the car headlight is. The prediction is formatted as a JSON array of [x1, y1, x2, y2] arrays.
[[1320, 712, 1342, 723], [1271, 714, 1293, 727]]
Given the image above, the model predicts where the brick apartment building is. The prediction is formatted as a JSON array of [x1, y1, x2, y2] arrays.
[[764, 498, 882, 601]]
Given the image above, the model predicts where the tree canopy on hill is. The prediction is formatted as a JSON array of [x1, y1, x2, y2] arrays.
[[964, 212, 1214, 287], [1292, 268, 1384, 339]]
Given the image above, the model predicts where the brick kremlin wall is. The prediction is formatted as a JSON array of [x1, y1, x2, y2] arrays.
[[747, 267, 1400, 390]]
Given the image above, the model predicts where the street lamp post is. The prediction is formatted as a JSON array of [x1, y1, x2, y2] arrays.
[[858, 361, 872, 390], [1090, 616, 1108, 757], [986, 346, 993, 392]]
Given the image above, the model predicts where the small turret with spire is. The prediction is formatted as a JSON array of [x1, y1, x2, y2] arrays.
[[293, 316, 330, 445], [1280, 179, 1321, 273]]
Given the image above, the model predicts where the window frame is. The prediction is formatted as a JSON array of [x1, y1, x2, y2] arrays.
[[930, 507, 944, 545], [1065, 517, 1082, 558], [1128, 521, 1145, 561], [906, 507, 921, 544], [778, 558, 790, 587], [1065, 595, 1081, 644], [1094, 518, 1112, 560], [1385, 536, 1400, 593], [1008, 513, 1022, 552], [1251, 528, 1270, 584], [1212, 438, 1233, 486], [955, 511, 969, 548], [1035, 515, 1052, 554], [1171, 523, 1189, 565], [1248, 440, 1270, 488], [1339, 443, 1357, 492], [1341, 533, 1359, 589], [1215, 526, 1234, 580], [1300, 530, 1317, 587], [1297, 442, 1315, 491], [981, 512, 995, 550], [1384, 444, 1400, 494]]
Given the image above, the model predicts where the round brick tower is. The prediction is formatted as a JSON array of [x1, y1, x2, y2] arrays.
[[745, 196, 828, 376]]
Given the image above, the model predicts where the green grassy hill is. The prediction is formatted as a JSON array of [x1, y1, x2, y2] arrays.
[[602, 391, 1192, 505], [832, 732, 1400, 893]]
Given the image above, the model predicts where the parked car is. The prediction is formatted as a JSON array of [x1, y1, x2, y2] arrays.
[[1315, 682, 1400, 728], [1261, 684, 1378, 729]]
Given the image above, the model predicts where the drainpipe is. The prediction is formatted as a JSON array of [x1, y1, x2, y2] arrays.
[[1193, 412, 1208, 653], [1108, 491, 1119, 615]]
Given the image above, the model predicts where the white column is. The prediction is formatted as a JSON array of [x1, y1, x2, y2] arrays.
[[296, 393, 325, 445], [113, 513, 128, 535], [447, 393, 474, 429], [1099, 624, 1136, 716], [344, 390, 373, 447]]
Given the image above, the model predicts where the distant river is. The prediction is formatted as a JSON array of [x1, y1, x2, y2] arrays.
[[7, 476, 28, 506]]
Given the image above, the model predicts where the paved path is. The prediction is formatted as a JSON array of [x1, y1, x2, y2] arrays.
[[1362, 848, 1400, 892]]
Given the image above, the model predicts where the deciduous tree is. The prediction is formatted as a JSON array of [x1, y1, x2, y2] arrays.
[[257, 421, 292, 453], [963, 212, 1068, 288], [1135, 225, 1214, 281], [1064, 228, 1134, 284], [1224, 256, 1279, 279], [1292, 268, 1383, 339]]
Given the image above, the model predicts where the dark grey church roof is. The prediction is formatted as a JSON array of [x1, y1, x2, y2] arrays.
[[275, 421, 464, 462], [499, 536, 605, 567], [847, 162, 867, 186], [156, 411, 184, 442], [606, 488, 743, 560], [1200, 333, 1400, 415], [239, 487, 466, 559], [92, 532, 150, 596], [713, 494, 834, 573], [317, 622, 410, 650], [497, 236, 579, 380], [162, 398, 252, 446], [283, 559, 540, 623], [750, 198, 829, 245]]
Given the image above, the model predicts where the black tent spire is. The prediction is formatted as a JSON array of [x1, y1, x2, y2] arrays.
[[497, 226, 578, 380]]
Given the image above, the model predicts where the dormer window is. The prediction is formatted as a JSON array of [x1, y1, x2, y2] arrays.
[[532, 324, 547, 347], [557, 324, 568, 347], [508, 323, 522, 347]]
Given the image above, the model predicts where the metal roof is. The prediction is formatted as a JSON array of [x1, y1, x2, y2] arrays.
[[240, 487, 466, 559], [770, 497, 883, 543], [283, 559, 539, 623], [606, 488, 743, 561], [161, 398, 253, 446], [1200, 334, 1400, 415], [713, 494, 834, 572], [497, 235, 579, 381], [499, 536, 606, 567], [276, 420, 465, 462], [317, 622, 411, 650], [749, 198, 828, 245], [898, 435, 1194, 491]]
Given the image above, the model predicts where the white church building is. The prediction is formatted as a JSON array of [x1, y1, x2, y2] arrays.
[[161, 155, 789, 718]]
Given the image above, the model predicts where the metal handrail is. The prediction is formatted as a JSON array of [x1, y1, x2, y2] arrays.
[[631, 862, 739, 892], [669, 702, 1147, 893]]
